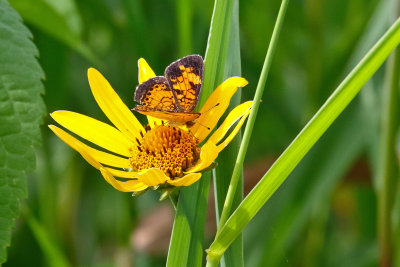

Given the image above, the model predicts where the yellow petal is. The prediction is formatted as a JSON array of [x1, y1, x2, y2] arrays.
[[51, 111, 133, 157], [217, 106, 252, 152], [104, 168, 139, 178], [49, 125, 131, 169], [167, 173, 202, 186], [208, 101, 253, 145], [147, 115, 165, 128], [191, 77, 248, 142], [136, 168, 169, 186], [49, 132, 147, 192], [100, 168, 148, 192], [185, 141, 219, 173], [88, 68, 144, 141], [138, 58, 156, 83]]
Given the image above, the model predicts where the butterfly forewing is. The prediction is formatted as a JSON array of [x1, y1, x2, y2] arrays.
[[165, 55, 204, 112], [134, 76, 178, 112]]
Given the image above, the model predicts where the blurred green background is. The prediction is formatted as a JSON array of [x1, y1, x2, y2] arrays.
[[3, 0, 393, 266]]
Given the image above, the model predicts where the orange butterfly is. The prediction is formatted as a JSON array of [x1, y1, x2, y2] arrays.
[[133, 55, 203, 126]]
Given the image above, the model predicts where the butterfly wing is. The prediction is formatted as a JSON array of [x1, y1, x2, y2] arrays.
[[134, 76, 178, 112], [165, 55, 203, 112]]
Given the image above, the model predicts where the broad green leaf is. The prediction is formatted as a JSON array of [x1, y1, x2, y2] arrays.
[[166, 0, 235, 266], [207, 16, 400, 261], [9, 0, 96, 62], [0, 0, 45, 263]]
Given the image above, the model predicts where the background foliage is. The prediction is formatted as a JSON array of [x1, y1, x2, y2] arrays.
[[0, 0, 397, 266]]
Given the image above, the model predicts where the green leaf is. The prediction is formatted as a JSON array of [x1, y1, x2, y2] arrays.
[[0, 0, 45, 263], [246, 1, 396, 265], [166, 0, 235, 266], [207, 15, 400, 261], [377, 18, 400, 267], [166, 176, 211, 267], [8, 0, 96, 62], [213, 0, 244, 266], [251, 106, 366, 266], [175, 0, 193, 56], [201, 0, 235, 104]]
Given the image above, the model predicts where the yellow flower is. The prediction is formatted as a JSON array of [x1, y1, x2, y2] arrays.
[[49, 58, 252, 194]]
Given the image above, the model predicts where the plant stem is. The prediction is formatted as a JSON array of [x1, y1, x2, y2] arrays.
[[206, 253, 222, 267], [377, 21, 400, 267], [216, 0, 290, 233]]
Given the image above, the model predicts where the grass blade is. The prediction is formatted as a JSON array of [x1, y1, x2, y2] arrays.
[[216, 0, 289, 233], [213, 0, 243, 266], [25, 209, 71, 267], [166, 0, 235, 265], [166, 180, 207, 267], [377, 19, 400, 267], [207, 16, 400, 262], [250, 0, 397, 265], [175, 0, 192, 56]]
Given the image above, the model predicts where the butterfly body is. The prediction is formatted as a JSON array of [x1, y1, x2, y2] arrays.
[[133, 55, 203, 125]]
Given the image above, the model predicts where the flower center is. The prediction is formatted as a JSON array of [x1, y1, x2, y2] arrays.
[[130, 125, 200, 178]]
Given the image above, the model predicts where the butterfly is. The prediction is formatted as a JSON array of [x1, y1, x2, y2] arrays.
[[133, 55, 203, 126]]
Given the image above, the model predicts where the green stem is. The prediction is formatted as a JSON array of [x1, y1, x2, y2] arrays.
[[377, 20, 400, 267], [206, 254, 222, 267], [216, 0, 290, 233]]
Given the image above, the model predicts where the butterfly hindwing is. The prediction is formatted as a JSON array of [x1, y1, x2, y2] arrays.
[[134, 76, 178, 112], [165, 55, 203, 112]]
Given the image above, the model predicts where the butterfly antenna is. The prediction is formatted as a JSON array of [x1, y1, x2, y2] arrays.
[[188, 103, 220, 130], [188, 120, 210, 130], [201, 102, 220, 115]]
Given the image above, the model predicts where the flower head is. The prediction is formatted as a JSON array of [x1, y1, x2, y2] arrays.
[[49, 57, 252, 196]]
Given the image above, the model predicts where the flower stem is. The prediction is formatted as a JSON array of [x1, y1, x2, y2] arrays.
[[205, 252, 222, 267], [216, 0, 290, 233]]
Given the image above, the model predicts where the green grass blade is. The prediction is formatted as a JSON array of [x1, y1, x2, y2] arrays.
[[377, 22, 400, 267], [213, 0, 243, 266], [25, 210, 71, 267], [175, 0, 192, 56], [201, 0, 234, 104], [207, 16, 400, 262], [216, 0, 289, 233], [186, 174, 211, 267], [166, 180, 207, 267], [250, 0, 396, 265], [166, 0, 235, 265]]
